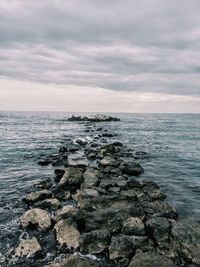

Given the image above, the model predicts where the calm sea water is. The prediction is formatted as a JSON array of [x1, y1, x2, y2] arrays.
[[0, 111, 199, 262]]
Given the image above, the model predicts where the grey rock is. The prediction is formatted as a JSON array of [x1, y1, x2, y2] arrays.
[[12, 237, 41, 259]]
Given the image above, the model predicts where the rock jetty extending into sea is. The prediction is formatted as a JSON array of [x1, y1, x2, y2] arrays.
[[6, 115, 200, 267]]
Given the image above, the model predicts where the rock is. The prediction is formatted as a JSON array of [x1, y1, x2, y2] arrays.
[[12, 237, 41, 259], [81, 168, 100, 189], [127, 178, 142, 189], [73, 189, 100, 206], [99, 176, 127, 190], [75, 138, 87, 146], [123, 217, 146, 236], [54, 169, 65, 183], [80, 230, 111, 254], [134, 151, 148, 159], [59, 167, 83, 187], [146, 217, 170, 242], [101, 133, 114, 137], [99, 157, 117, 168], [109, 234, 149, 260], [36, 198, 61, 210], [113, 141, 123, 147], [24, 189, 52, 204], [54, 205, 78, 222], [171, 223, 200, 265], [54, 219, 80, 249], [21, 208, 51, 230], [34, 179, 53, 190], [121, 162, 144, 176], [37, 158, 52, 166], [45, 255, 100, 267], [68, 114, 120, 122], [141, 201, 178, 219], [128, 251, 176, 267], [87, 152, 96, 160]]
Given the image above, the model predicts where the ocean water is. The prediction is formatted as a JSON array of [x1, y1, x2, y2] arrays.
[[0, 111, 199, 263]]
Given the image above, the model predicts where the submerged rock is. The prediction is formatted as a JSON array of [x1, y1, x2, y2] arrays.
[[20, 208, 51, 230], [12, 237, 41, 259], [54, 219, 80, 249]]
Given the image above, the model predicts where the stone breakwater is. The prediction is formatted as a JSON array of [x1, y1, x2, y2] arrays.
[[6, 116, 200, 267]]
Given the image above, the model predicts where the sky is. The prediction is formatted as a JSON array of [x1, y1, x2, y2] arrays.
[[0, 0, 200, 113]]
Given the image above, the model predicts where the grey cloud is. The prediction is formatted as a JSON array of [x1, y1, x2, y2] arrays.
[[0, 0, 200, 97]]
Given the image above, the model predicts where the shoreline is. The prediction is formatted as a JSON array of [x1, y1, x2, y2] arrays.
[[5, 115, 200, 267]]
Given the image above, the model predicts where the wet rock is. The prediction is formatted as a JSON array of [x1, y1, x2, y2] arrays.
[[109, 234, 149, 260], [59, 167, 83, 187], [75, 138, 87, 146], [21, 208, 51, 230], [54, 219, 80, 249], [146, 217, 170, 242], [127, 178, 142, 189], [141, 201, 178, 219], [34, 179, 53, 190], [81, 168, 101, 189], [54, 169, 65, 183], [36, 198, 61, 210], [128, 251, 176, 267], [101, 133, 114, 137], [12, 237, 41, 259], [134, 151, 148, 159], [24, 189, 52, 204], [99, 176, 127, 190], [113, 141, 123, 147], [80, 229, 111, 254], [99, 157, 118, 168], [121, 162, 144, 176], [122, 217, 146, 236], [87, 152, 96, 160], [171, 223, 200, 265], [84, 205, 144, 232], [45, 254, 100, 267], [68, 114, 120, 122], [37, 158, 52, 166]]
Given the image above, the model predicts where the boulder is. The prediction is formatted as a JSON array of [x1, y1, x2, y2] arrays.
[[55, 205, 78, 222], [54, 219, 80, 249], [109, 234, 150, 260], [12, 237, 41, 259], [59, 167, 83, 187], [45, 255, 100, 267], [20, 208, 51, 230], [54, 169, 65, 183], [172, 223, 200, 265], [99, 176, 127, 190], [81, 168, 101, 189], [80, 230, 111, 254], [36, 198, 61, 210], [146, 217, 170, 242], [122, 217, 146, 236], [24, 189, 52, 204], [128, 251, 176, 267], [121, 162, 144, 176]]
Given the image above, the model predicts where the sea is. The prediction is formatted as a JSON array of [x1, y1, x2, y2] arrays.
[[0, 111, 199, 264]]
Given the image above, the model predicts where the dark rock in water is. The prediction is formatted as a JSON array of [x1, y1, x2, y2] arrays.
[[146, 217, 170, 242], [68, 114, 120, 122], [34, 179, 53, 190], [45, 255, 101, 267], [12, 237, 42, 259], [90, 142, 99, 147], [59, 167, 83, 188], [96, 127, 103, 131], [99, 176, 127, 190], [141, 200, 178, 220], [35, 198, 62, 210], [121, 162, 144, 176], [128, 251, 176, 267], [108, 234, 150, 260], [101, 133, 115, 137], [80, 229, 111, 254], [134, 151, 148, 159], [113, 141, 123, 147], [24, 189, 52, 204], [54, 205, 78, 222], [127, 178, 142, 189], [20, 208, 51, 230], [54, 219, 80, 249], [171, 222, 200, 265], [37, 158, 52, 166], [58, 146, 68, 153], [75, 138, 87, 146], [54, 169, 65, 183]]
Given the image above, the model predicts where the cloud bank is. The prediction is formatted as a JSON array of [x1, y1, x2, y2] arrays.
[[0, 0, 200, 112]]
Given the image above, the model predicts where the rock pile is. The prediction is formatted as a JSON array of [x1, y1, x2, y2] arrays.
[[7, 118, 200, 267], [68, 114, 120, 122]]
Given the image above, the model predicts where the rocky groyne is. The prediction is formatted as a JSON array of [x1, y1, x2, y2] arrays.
[[6, 116, 200, 267]]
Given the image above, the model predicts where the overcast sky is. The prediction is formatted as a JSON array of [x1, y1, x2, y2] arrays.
[[0, 0, 200, 112]]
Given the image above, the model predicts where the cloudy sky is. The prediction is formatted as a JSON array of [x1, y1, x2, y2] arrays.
[[0, 0, 200, 112]]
